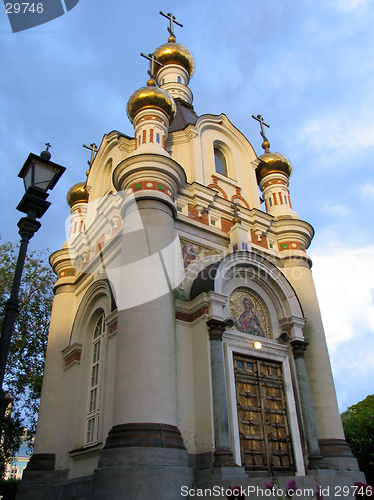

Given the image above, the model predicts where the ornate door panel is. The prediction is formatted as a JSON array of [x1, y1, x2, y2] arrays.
[[234, 354, 295, 474]]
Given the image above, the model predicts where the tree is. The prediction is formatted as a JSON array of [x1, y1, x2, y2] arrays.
[[0, 241, 55, 477], [342, 395, 374, 485]]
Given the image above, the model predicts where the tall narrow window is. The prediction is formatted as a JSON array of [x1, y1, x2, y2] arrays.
[[214, 148, 227, 176], [177, 76, 182, 83], [86, 313, 105, 446]]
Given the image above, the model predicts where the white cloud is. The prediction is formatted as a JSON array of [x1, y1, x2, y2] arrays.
[[334, 0, 369, 11], [310, 243, 374, 409], [310, 244, 374, 349], [299, 113, 374, 155], [323, 204, 349, 216], [363, 184, 374, 197]]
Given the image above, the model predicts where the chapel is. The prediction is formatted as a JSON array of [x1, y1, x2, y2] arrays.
[[16, 13, 365, 500]]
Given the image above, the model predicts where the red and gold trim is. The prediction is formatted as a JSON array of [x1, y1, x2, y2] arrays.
[[263, 178, 287, 189], [58, 269, 76, 279], [279, 241, 305, 252], [128, 181, 173, 198], [135, 115, 165, 126]]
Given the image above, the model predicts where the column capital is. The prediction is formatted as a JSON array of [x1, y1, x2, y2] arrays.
[[206, 319, 228, 340], [290, 339, 309, 358]]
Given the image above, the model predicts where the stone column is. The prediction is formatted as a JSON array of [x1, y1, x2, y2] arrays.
[[290, 340, 325, 469], [206, 319, 234, 466]]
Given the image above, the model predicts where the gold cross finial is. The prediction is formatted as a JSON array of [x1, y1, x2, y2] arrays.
[[252, 115, 270, 152], [140, 52, 163, 83], [159, 11, 183, 40], [232, 202, 242, 225], [83, 143, 98, 167]]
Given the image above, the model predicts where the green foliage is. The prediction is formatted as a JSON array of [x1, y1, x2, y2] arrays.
[[342, 394, 374, 484], [0, 477, 22, 500], [0, 412, 23, 479], [0, 241, 55, 477]]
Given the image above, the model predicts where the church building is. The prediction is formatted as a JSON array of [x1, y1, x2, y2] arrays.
[[17, 13, 365, 500]]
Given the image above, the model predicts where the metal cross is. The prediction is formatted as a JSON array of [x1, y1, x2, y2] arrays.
[[141, 52, 163, 79], [232, 202, 242, 225], [159, 11, 183, 38], [252, 114, 270, 142], [45, 142, 51, 151], [83, 143, 98, 167]]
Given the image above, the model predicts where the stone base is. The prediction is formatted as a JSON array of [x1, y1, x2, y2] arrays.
[[92, 447, 192, 500], [196, 465, 248, 482], [319, 438, 362, 473]]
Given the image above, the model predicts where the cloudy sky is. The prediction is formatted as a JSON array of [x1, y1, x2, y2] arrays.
[[1, 0, 373, 412]]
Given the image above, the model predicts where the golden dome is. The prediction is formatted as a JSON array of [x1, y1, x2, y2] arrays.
[[256, 152, 292, 184], [153, 40, 195, 77], [126, 83, 176, 124], [67, 182, 89, 208]]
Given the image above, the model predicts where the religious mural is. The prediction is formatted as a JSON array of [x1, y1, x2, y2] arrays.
[[230, 288, 269, 338], [180, 240, 220, 270]]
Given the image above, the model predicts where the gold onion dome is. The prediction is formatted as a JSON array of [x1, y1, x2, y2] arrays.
[[153, 37, 195, 77], [67, 182, 89, 208], [126, 80, 176, 124], [256, 149, 292, 184]]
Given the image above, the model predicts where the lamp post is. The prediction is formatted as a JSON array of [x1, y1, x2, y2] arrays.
[[0, 145, 65, 436]]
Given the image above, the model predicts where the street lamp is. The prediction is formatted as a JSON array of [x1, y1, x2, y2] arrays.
[[0, 145, 65, 436]]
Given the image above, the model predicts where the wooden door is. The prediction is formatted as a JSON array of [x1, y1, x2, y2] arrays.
[[234, 354, 295, 474]]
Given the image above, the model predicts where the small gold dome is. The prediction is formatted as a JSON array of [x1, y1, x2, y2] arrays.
[[153, 41, 195, 77], [67, 182, 89, 208], [256, 152, 292, 184], [126, 84, 176, 124]]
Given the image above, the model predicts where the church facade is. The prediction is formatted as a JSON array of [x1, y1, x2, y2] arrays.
[[17, 14, 364, 500]]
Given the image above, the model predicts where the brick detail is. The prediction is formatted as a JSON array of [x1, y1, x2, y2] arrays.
[[250, 230, 268, 249], [176, 306, 209, 322], [188, 205, 209, 225], [65, 352, 81, 367], [231, 194, 250, 209], [110, 323, 117, 334], [207, 184, 228, 199], [221, 218, 233, 233]]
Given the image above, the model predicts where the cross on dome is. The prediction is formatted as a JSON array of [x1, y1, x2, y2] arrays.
[[159, 11, 183, 40], [252, 114, 271, 153], [83, 143, 98, 167], [140, 52, 163, 83]]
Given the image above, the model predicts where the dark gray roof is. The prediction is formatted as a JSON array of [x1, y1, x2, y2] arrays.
[[168, 98, 198, 133]]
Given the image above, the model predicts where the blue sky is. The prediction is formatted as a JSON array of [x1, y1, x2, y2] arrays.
[[1, 0, 373, 412]]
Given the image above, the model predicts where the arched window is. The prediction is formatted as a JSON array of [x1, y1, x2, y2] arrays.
[[86, 313, 105, 446], [177, 76, 182, 83], [214, 148, 227, 176], [156, 133, 160, 144]]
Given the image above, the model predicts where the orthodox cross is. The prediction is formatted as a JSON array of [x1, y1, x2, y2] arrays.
[[83, 143, 98, 167], [140, 52, 163, 80], [159, 11, 183, 38], [232, 201, 242, 225], [252, 114, 270, 142], [45, 142, 51, 151]]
